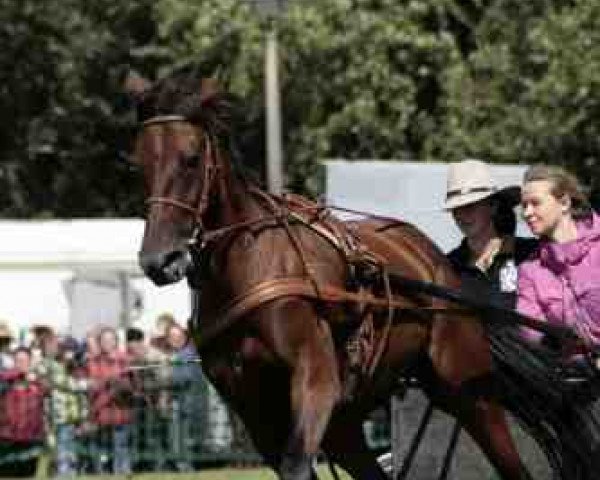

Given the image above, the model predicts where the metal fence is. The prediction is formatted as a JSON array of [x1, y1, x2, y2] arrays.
[[0, 365, 260, 477], [0, 359, 394, 478]]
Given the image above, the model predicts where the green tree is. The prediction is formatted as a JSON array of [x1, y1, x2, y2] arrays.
[[2, 0, 598, 217], [156, 0, 465, 194], [155, 0, 263, 94], [427, 0, 600, 191], [0, 0, 167, 217], [279, 0, 462, 193]]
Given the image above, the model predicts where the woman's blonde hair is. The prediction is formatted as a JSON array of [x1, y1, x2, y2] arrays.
[[523, 164, 592, 219]]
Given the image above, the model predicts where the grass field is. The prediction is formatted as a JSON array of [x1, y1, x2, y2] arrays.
[[77, 465, 351, 480]]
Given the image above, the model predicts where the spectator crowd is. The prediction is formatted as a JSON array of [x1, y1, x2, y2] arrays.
[[0, 313, 208, 477]]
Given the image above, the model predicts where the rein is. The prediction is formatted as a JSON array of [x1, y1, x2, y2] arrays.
[[196, 198, 408, 246]]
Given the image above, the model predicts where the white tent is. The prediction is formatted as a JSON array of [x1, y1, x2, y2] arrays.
[[0, 219, 191, 339], [325, 160, 531, 252]]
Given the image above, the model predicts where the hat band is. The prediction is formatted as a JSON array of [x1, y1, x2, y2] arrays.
[[446, 186, 496, 200]]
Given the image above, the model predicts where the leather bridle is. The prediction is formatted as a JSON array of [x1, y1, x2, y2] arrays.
[[142, 115, 221, 244]]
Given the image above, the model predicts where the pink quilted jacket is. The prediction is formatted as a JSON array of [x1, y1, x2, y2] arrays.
[[517, 213, 600, 345]]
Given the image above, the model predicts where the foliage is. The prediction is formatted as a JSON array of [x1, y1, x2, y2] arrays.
[[279, 0, 461, 193], [427, 0, 600, 191], [155, 0, 264, 95], [0, 0, 598, 217], [0, 0, 163, 217], [155, 0, 465, 195]]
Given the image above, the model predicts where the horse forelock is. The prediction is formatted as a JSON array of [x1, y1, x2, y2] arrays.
[[138, 84, 231, 132], [135, 70, 265, 186]]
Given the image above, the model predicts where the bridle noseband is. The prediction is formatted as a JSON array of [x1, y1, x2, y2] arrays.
[[142, 114, 221, 244]]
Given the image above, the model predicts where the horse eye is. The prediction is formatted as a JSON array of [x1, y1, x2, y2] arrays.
[[181, 152, 202, 168]]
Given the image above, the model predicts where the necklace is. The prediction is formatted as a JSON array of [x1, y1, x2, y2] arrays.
[[473, 237, 503, 272]]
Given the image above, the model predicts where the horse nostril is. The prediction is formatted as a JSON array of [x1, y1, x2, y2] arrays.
[[164, 250, 185, 267], [139, 249, 192, 286]]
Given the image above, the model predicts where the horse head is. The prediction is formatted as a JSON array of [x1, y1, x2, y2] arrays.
[[129, 73, 230, 285]]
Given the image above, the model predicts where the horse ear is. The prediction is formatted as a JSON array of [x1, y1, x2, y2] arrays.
[[123, 71, 151, 102], [199, 78, 219, 104]]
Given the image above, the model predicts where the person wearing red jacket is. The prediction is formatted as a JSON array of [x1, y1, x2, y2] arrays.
[[86, 327, 132, 474], [0, 347, 45, 477]]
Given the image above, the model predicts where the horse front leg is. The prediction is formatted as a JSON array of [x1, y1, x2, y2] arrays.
[[266, 300, 342, 480]]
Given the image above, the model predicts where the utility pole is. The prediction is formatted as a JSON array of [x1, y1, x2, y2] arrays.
[[265, 25, 283, 194], [248, 0, 289, 195], [118, 271, 130, 330]]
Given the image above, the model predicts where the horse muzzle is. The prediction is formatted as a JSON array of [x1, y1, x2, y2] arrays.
[[139, 249, 194, 286]]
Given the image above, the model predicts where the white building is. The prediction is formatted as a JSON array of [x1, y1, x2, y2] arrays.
[[0, 219, 191, 340]]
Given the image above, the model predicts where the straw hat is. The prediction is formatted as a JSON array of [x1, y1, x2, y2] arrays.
[[0, 322, 13, 339], [443, 159, 521, 210]]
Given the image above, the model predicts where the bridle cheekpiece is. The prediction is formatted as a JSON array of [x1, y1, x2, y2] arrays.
[[142, 114, 221, 247]]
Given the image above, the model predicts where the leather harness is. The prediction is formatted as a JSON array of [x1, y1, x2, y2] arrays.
[[140, 115, 466, 375]]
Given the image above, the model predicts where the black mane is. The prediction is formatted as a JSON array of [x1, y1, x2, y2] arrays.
[[137, 67, 265, 183]]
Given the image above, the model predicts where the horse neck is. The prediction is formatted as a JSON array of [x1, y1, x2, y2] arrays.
[[199, 174, 285, 303], [207, 163, 268, 231]]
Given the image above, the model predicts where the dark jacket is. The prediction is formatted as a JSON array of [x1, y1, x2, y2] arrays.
[[447, 236, 538, 310]]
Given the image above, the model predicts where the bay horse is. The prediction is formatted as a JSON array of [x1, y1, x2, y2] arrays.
[[130, 71, 598, 480]]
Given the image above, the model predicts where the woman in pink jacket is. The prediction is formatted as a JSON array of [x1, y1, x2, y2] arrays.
[[516, 164, 600, 349]]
